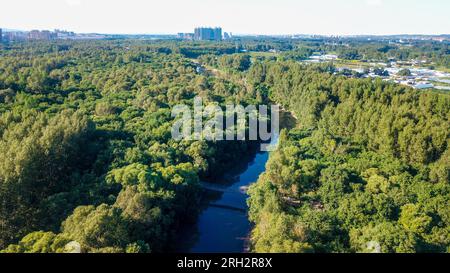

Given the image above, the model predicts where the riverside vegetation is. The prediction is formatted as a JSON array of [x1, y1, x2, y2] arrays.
[[0, 38, 448, 253]]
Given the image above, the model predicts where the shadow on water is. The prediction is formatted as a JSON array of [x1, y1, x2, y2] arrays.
[[174, 109, 295, 253]]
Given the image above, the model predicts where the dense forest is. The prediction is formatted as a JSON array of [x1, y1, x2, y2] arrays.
[[0, 39, 448, 253], [247, 62, 449, 253], [0, 40, 262, 253]]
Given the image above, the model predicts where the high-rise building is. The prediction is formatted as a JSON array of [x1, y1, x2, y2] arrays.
[[28, 30, 57, 40], [5, 32, 27, 42], [194, 27, 222, 41], [223, 32, 232, 40], [214, 27, 222, 40]]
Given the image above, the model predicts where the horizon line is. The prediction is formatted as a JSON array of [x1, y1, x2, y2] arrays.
[[2, 28, 450, 38]]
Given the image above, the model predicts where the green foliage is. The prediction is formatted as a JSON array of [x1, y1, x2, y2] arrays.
[[61, 204, 130, 251], [399, 204, 433, 234], [0, 40, 263, 252], [200, 53, 252, 72], [398, 68, 412, 76], [0, 110, 96, 247], [349, 222, 417, 253], [0, 38, 448, 253], [0, 231, 70, 253], [247, 60, 449, 253]]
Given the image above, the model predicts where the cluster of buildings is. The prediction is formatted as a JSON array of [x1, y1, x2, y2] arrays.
[[195, 27, 222, 40], [383, 66, 450, 90], [53, 29, 77, 39], [1, 26, 232, 43], [337, 62, 449, 90], [301, 53, 450, 90], [1, 29, 56, 42], [2, 31, 28, 42], [28, 30, 57, 40], [305, 54, 338, 63], [302, 53, 450, 90], [0, 28, 81, 42], [177, 27, 231, 41]]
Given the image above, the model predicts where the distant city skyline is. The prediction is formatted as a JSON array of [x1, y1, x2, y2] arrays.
[[1, 0, 449, 35]]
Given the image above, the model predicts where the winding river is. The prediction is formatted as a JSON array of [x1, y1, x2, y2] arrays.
[[176, 111, 295, 253]]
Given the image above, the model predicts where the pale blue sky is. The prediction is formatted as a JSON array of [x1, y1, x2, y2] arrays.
[[1, 0, 449, 35]]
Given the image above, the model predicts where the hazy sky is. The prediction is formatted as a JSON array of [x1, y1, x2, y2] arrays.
[[1, 0, 449, 35]]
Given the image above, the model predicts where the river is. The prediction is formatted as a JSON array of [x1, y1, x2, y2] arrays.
[[176, 110, 295, 253], [176, 136, 278, 253]]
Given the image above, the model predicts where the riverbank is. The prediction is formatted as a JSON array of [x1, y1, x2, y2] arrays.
[[175, 108, 295, 253], [175, 146, 274, 253]]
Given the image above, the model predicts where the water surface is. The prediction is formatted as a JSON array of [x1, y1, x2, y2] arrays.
[[176, 140, 276, 253], [176, 110, 294, 253]]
